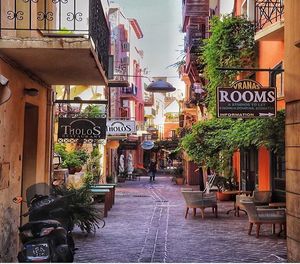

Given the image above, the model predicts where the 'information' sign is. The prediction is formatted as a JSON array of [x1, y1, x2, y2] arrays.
[[217, 79, 276, 118]]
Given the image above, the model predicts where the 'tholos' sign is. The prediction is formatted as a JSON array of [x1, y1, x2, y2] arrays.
[[58, 117, 106, 140], [217, 79, 276, 118]]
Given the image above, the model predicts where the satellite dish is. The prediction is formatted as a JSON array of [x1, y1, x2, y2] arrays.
[[141, 140, 154, 150], [0, 84, 11, 105]]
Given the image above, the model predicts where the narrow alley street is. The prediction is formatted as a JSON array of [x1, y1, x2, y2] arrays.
[[74, 175, 287, 263]]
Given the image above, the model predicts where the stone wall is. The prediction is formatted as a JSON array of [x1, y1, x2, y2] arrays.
[[285, 1, 300, 261]]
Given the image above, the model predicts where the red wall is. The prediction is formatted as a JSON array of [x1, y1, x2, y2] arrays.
[[258, 146, 271, 190]]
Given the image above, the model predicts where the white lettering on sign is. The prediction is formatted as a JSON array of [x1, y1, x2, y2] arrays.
[[219, 90, 275, 103]]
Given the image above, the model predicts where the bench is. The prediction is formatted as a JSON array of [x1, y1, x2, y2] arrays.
[[90, 188, 110, 217], [92, 184, 116, 205]]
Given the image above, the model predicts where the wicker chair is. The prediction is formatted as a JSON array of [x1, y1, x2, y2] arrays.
[[240, 200, 286, 238], [181, 191, 218, 219], [236, 191, 272, 216]]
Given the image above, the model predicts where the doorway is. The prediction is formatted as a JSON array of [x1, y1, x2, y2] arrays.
[[240, 147, 258, 191], [21, 103, 39, 219]]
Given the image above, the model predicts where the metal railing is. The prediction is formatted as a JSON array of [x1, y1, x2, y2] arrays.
[[255, 0, 284, 31], [0, 0, 109, 73]]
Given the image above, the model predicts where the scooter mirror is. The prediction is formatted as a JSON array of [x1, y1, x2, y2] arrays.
[[13, 196, 23, 204]]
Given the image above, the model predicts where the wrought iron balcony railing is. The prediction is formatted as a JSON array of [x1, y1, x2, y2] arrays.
[[0, 0, 110, 74], [255, 0, 284, 31]]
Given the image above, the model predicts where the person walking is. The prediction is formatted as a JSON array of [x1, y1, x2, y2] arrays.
[[149, 159, 157, 182]]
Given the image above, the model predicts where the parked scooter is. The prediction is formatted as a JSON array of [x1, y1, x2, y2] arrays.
[[13, 183, 75, 262]]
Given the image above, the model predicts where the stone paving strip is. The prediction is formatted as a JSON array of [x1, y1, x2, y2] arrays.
[[74, 175, 287, 263]]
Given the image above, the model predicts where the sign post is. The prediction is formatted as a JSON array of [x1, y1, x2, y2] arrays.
[[217, 79, 276, 118]]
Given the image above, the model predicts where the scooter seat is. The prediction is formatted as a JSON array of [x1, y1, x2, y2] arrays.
[[20, 220, 62, 232]]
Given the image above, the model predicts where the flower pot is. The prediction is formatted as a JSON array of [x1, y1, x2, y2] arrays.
[[175, 177, 185, 185], [68, 167, 77, 175], [75, 166, 82, 173], [216, 191, 232, 201]]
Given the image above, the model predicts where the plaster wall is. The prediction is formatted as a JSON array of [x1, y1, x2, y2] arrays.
[[284, 0, 300, 261], [0, 59, 51, 262]]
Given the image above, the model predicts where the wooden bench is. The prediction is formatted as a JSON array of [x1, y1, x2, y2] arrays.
[[92, 184, 116, 205], [90, 188, 110, 217]]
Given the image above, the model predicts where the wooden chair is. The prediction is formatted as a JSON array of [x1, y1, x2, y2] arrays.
[[240, 200, 286, 238], [236, 190, 272, 216], [181, 191, 218, 219]]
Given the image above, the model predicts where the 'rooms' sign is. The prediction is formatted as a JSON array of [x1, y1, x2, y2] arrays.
[[217, 79, 276, 118]]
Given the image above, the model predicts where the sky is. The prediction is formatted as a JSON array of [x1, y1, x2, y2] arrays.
[[111, 0, 185, 96]]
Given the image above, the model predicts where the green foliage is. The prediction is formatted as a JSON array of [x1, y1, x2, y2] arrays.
[[201, 15, 255, 113], [54, 143, 68, 161], [75, 149, 89, 164], [53, 183, 104, 233], [86, 147, 102, 182], [55, 143, 89, 169], [83, 105, 102, 118], [180, 110, 285, 173], [62, 151, 82, 169]]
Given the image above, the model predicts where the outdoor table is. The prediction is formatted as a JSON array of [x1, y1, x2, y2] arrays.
[[224, 190, 252, 215], [92, 184, 116, 205], [90, 188, 110, 217], [268, 202, 286, 208]]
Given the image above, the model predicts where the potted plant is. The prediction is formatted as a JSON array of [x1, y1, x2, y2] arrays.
[[172, 166, 185, 185], [213, 174, 238, 201], [62, 151, 82, 174]]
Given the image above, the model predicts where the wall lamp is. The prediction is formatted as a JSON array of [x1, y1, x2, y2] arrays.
[[24, 88, 39, 96], [0, 74, 11, 105]]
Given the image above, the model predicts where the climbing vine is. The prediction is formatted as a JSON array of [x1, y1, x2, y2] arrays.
[[201, 15, 255, 113], [180, 111, 285, 174]]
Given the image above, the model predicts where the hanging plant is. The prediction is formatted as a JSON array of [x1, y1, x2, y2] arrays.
[[201, 15, 255, 113]]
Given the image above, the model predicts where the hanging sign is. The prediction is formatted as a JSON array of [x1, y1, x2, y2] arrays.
[[141, 140, 154, 150], [217, 79, 276, 118], [106, 120, 136, 135], [58, 117, 106, 140]]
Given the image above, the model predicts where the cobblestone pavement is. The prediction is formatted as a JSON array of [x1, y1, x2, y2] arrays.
[[74, 175, 287, 263]]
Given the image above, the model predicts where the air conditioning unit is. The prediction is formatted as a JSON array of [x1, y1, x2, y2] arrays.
[[121, 56, 130, 65], [121, 42, 130, 52]]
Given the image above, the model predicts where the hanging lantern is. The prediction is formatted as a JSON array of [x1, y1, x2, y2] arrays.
[[145, 80, 176, 93], [53, 152, 62, 169]]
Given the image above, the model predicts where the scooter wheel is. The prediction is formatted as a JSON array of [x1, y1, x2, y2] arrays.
[[54, 244, 74, 263]]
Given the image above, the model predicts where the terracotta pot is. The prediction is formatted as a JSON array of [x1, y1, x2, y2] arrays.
[[175, 177, 185, 185], [216, 191, 232, 201], [68, 167, 76, 175], [75, 166, 82, 173]]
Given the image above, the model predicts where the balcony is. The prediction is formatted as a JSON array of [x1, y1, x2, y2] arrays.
[[0, 0, 110, 85], [165, 112, 179, 123], [182, 0, 209, 31], [254, 0, 284, 41]]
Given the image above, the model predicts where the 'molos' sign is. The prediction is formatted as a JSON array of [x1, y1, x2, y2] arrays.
[[217, 79, 276, 118]]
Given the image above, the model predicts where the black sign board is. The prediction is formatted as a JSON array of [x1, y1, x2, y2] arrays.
[[217, 79, 276, 118], [58, 117, 106, 140]]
